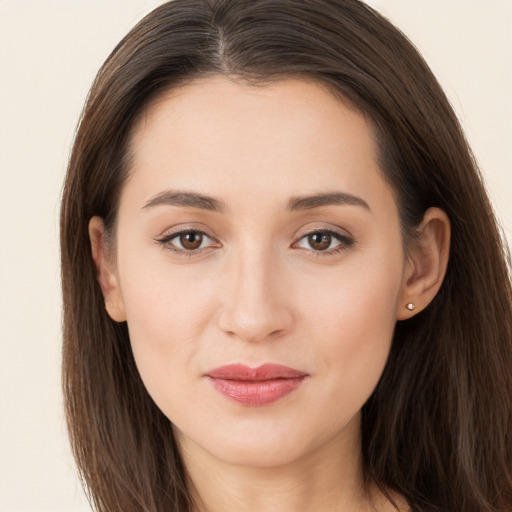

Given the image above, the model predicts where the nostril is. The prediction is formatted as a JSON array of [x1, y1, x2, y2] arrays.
[[216, 303, 293, 344], [216, 258, 294, 342]]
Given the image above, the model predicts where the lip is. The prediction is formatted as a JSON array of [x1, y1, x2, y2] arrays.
[[206, 364, 308, 406]]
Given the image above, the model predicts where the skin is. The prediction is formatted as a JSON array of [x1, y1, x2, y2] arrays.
[[90, 76, 450, 512]]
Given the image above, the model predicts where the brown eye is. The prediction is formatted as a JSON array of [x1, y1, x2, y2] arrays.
[[179, 231, 204, 250], [294, 229, 353, 255], [307, 233, 332, 251], [157, 228, 219, 255]]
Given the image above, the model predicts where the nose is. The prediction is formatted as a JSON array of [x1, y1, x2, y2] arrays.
[[216, 248, 294, 343]]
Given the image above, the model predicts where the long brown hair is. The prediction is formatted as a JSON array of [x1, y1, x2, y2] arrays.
[[60, 1, 512, 510]]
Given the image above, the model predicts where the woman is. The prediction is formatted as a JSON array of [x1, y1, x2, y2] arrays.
[[60, 1, 512, 511]]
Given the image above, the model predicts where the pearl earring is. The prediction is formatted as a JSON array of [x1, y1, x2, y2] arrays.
[[406, 303, 415, 311]]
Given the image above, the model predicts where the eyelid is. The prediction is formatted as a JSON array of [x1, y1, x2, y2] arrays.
[[293, 223, 353, 241], [291, 224, 355, 255], [155, 225, 221, 254], [154, 223, 354, 257], [156, 222, 220, 239]]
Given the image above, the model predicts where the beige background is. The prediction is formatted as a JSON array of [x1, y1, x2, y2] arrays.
[[0, 1, 510, 510]]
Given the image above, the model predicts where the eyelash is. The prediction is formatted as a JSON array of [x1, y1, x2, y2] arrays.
[[292, 228, 354, 257], [155, 228, 219, 257], [155, 228, 354, 258]]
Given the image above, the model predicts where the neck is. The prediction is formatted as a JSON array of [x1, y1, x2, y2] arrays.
[[175, 415, 392, 512]]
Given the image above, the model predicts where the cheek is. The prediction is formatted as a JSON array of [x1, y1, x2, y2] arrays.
[[298, 253, 403, 411], [116, 255, 221, 411]]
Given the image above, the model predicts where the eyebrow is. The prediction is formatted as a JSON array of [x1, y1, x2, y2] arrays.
[[286, 192, 370, 212], [142, 190, 370, 213], [143, 191, 225, 212]]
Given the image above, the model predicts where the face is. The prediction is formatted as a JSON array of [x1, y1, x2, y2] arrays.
[[105, 77, 409, 468]]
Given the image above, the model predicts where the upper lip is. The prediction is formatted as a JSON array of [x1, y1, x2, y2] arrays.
[[207, 363, 308, 381]]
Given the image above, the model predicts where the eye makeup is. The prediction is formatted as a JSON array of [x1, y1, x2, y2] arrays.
[[155, 223, 354, 259], [293, 228, 354, 256], [155, 227, 220, 257]]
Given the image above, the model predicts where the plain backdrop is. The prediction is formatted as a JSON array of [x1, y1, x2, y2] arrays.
[[0, 1, 511, 511]]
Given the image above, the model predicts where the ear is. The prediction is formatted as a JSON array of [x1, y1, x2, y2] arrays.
[[397, 207, 450, 320], [88, 216, 127, 322]]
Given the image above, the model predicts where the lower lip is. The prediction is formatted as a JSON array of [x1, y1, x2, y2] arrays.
[[208, 376, 306, 406]]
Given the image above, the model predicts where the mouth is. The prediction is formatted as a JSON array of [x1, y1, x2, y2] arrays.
[[206, 363, 309, 406]]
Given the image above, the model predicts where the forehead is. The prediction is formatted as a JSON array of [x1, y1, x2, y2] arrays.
[[131, 76, 371, 156], [123, 76, 394, 214]]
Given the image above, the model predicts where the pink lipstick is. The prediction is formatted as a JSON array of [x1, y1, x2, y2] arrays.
[[206, 363, 308, 406]]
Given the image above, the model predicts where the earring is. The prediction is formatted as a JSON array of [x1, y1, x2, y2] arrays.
[[406, 303, 415, 311]]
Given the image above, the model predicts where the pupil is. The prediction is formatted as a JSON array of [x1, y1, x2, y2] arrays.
[[180, 232, 202, 250], [309, 233, 331, 251]]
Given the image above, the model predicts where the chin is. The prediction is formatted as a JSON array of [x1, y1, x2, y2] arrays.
[[174, 413, 355, 470], [206, 436, 312, 468]]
